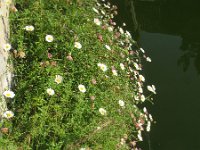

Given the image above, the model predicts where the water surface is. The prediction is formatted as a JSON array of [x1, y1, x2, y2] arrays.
[[110, 0, 200, 149]]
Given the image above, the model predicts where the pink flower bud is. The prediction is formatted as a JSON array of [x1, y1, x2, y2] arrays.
[[97, 34, 103, 42], [91, 79, 97, 84], [48, 52, 52, 59], [129, 50, 135, 55], [90, 96, 95, 101], [67, 55, 73, 61]]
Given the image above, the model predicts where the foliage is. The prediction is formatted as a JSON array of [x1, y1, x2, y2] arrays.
[[1, 0, 154, 149]]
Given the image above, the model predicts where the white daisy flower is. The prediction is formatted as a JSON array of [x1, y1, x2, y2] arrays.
[[97, 126, 101, 130], [120, 138, 126, 145], [105, 75, 109, 79], [140, 48, 145, 53], [119, 27, 124, 34], [128, 43, 133, 49], [3, 43, 11, 51], [107, 26, 113, 32], [99, 108, 107, 115], [139, 75, 145, 82], [104, 4, 110, 9], [74, 42, 82, 49], [3, 110, 14, 119], [120, 63, 125, 70], [94, 18, 101, 26], [55, 75, 63, 84], [78, 84, 86, 93], [147, 85, 156, 94], [144, 114, 148, 121], [125, 31, 132, 38], [112, 70, 118, 76], [101, 10, 106, 15], [129, 66, 134, 72], [141, 95, 146, 102], [45, 35, 54, 42], [149, 114, 153, 122], [47, 88, 55, 96], [25, 25, 34, 31], [3, 90, 15, 98], [133, 62, 141, 70], [118, 100, 125, 107], [143, 107, 148, 113], [134, 95, 139, 101], [126, 57, 130, 62], [137, 82, 142, 87], [134, 71, 138, 76], [96, 2, 101, 6], [105, 44, 111, 50], [137, 131, 143, 141], [146, 121, 151, 132], [146, 57, 152, 62], [138, 87, 143, 93], [97, 63, 108, 72], [92, 7, 99, 14]]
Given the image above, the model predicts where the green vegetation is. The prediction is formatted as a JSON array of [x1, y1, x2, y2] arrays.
[[1, 0, 155, 149]]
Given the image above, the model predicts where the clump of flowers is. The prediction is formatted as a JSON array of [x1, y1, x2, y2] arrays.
[[7, 0, 156, 149]]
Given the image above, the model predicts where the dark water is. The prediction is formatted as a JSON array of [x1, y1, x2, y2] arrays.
[[110, 0, 200, 150]]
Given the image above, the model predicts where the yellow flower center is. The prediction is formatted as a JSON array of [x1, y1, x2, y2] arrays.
[[101, 66, 105, 70], [56, 79, 61, 83], [5, 93, 11, 97], [7, 113, 11, 117]]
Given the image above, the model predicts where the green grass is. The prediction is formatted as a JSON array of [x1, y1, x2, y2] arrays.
[[1, 0, 154, 149]]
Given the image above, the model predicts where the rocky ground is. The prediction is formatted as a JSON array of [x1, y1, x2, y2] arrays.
[[0, 0, 12, 117]]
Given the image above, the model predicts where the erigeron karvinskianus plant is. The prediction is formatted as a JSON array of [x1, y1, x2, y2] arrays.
[[2, 0, 156, 149]]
